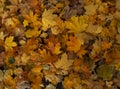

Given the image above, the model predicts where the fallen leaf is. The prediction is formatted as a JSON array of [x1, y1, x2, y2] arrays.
[[66, 36, 82, 53], [47, 42, 61, 55], [54, 53, 74, 70], [65, 15, 88, 33], [5, 36, 17, 51], [39, 49, 58, 63], [25, 28, 41, 38], [42, 9, 58, 30]]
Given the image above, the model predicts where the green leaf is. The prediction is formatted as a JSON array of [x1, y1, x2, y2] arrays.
[[96, 64, 114, 80]]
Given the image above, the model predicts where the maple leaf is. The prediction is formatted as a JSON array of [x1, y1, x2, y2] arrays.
[[4, 36, 17, 51], [84, 3, 97, 15], [65, 16, 88, 33], [25, 28, 41, 38], [86, 22, 103, 35], [77, 46, 87, 59], [42, 9, 58, 30], [47, 42, 61, 55], [23, 10, 41, 27], [54, 53, 74, 70], [66, 36, 82, 53], [63, 73, 82, 89], [27, 66, 42, 84], [22, 38, 38, 52], [73, 59, 90, 74], [39, 49, 58, 63]]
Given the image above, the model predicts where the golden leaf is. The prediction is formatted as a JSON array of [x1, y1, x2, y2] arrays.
[[54, 53, 74, 70], [65, 16, 88, 33], [42, 9, 58, 30], [23, 10, 41, 27], [5, 36, 17, 51], [63, 73, 81, 89], [25, 28, 41, 38], [47, 42, 61, 55], [39, 49, 58, 63]]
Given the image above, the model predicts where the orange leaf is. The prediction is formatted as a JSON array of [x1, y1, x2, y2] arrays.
[[47, 42, 61, 55], [66, 36, 82, 52], [39, 49, 58, 63], [77, 46, 87, 59]]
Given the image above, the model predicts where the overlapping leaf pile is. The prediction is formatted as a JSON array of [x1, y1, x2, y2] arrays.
[[0, 0, 120, 89]]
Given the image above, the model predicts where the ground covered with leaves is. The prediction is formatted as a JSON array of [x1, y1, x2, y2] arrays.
[[0, 0, 120, 89]]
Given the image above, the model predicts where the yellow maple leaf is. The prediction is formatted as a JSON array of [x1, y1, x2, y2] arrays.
[[65, 16, 88, 33], [25, 28, 41, 38], [23, 10, 41, 27], [42, 9, 58, 30], [54, 53, 74, 70], [66, 36, 82, 53], [5, 36, 17, 51]]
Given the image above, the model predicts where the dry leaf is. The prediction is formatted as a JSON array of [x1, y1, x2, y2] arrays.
[[42, 9, 58, 30], [47, 42, 61, 55], [66, 36, 82, 53], [39, 49, 58, 63], [54, 53, 74, 70], [65, 16, 88, 33], [4, 36, 17, 51], [25, 28, 41, 38]]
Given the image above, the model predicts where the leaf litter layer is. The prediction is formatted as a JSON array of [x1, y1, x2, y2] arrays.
[[0, 0, 120, 89]]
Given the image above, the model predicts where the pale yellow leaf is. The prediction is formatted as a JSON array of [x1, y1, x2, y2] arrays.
[[5, 36, 17, 51], [42, 9, 58, 30]]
